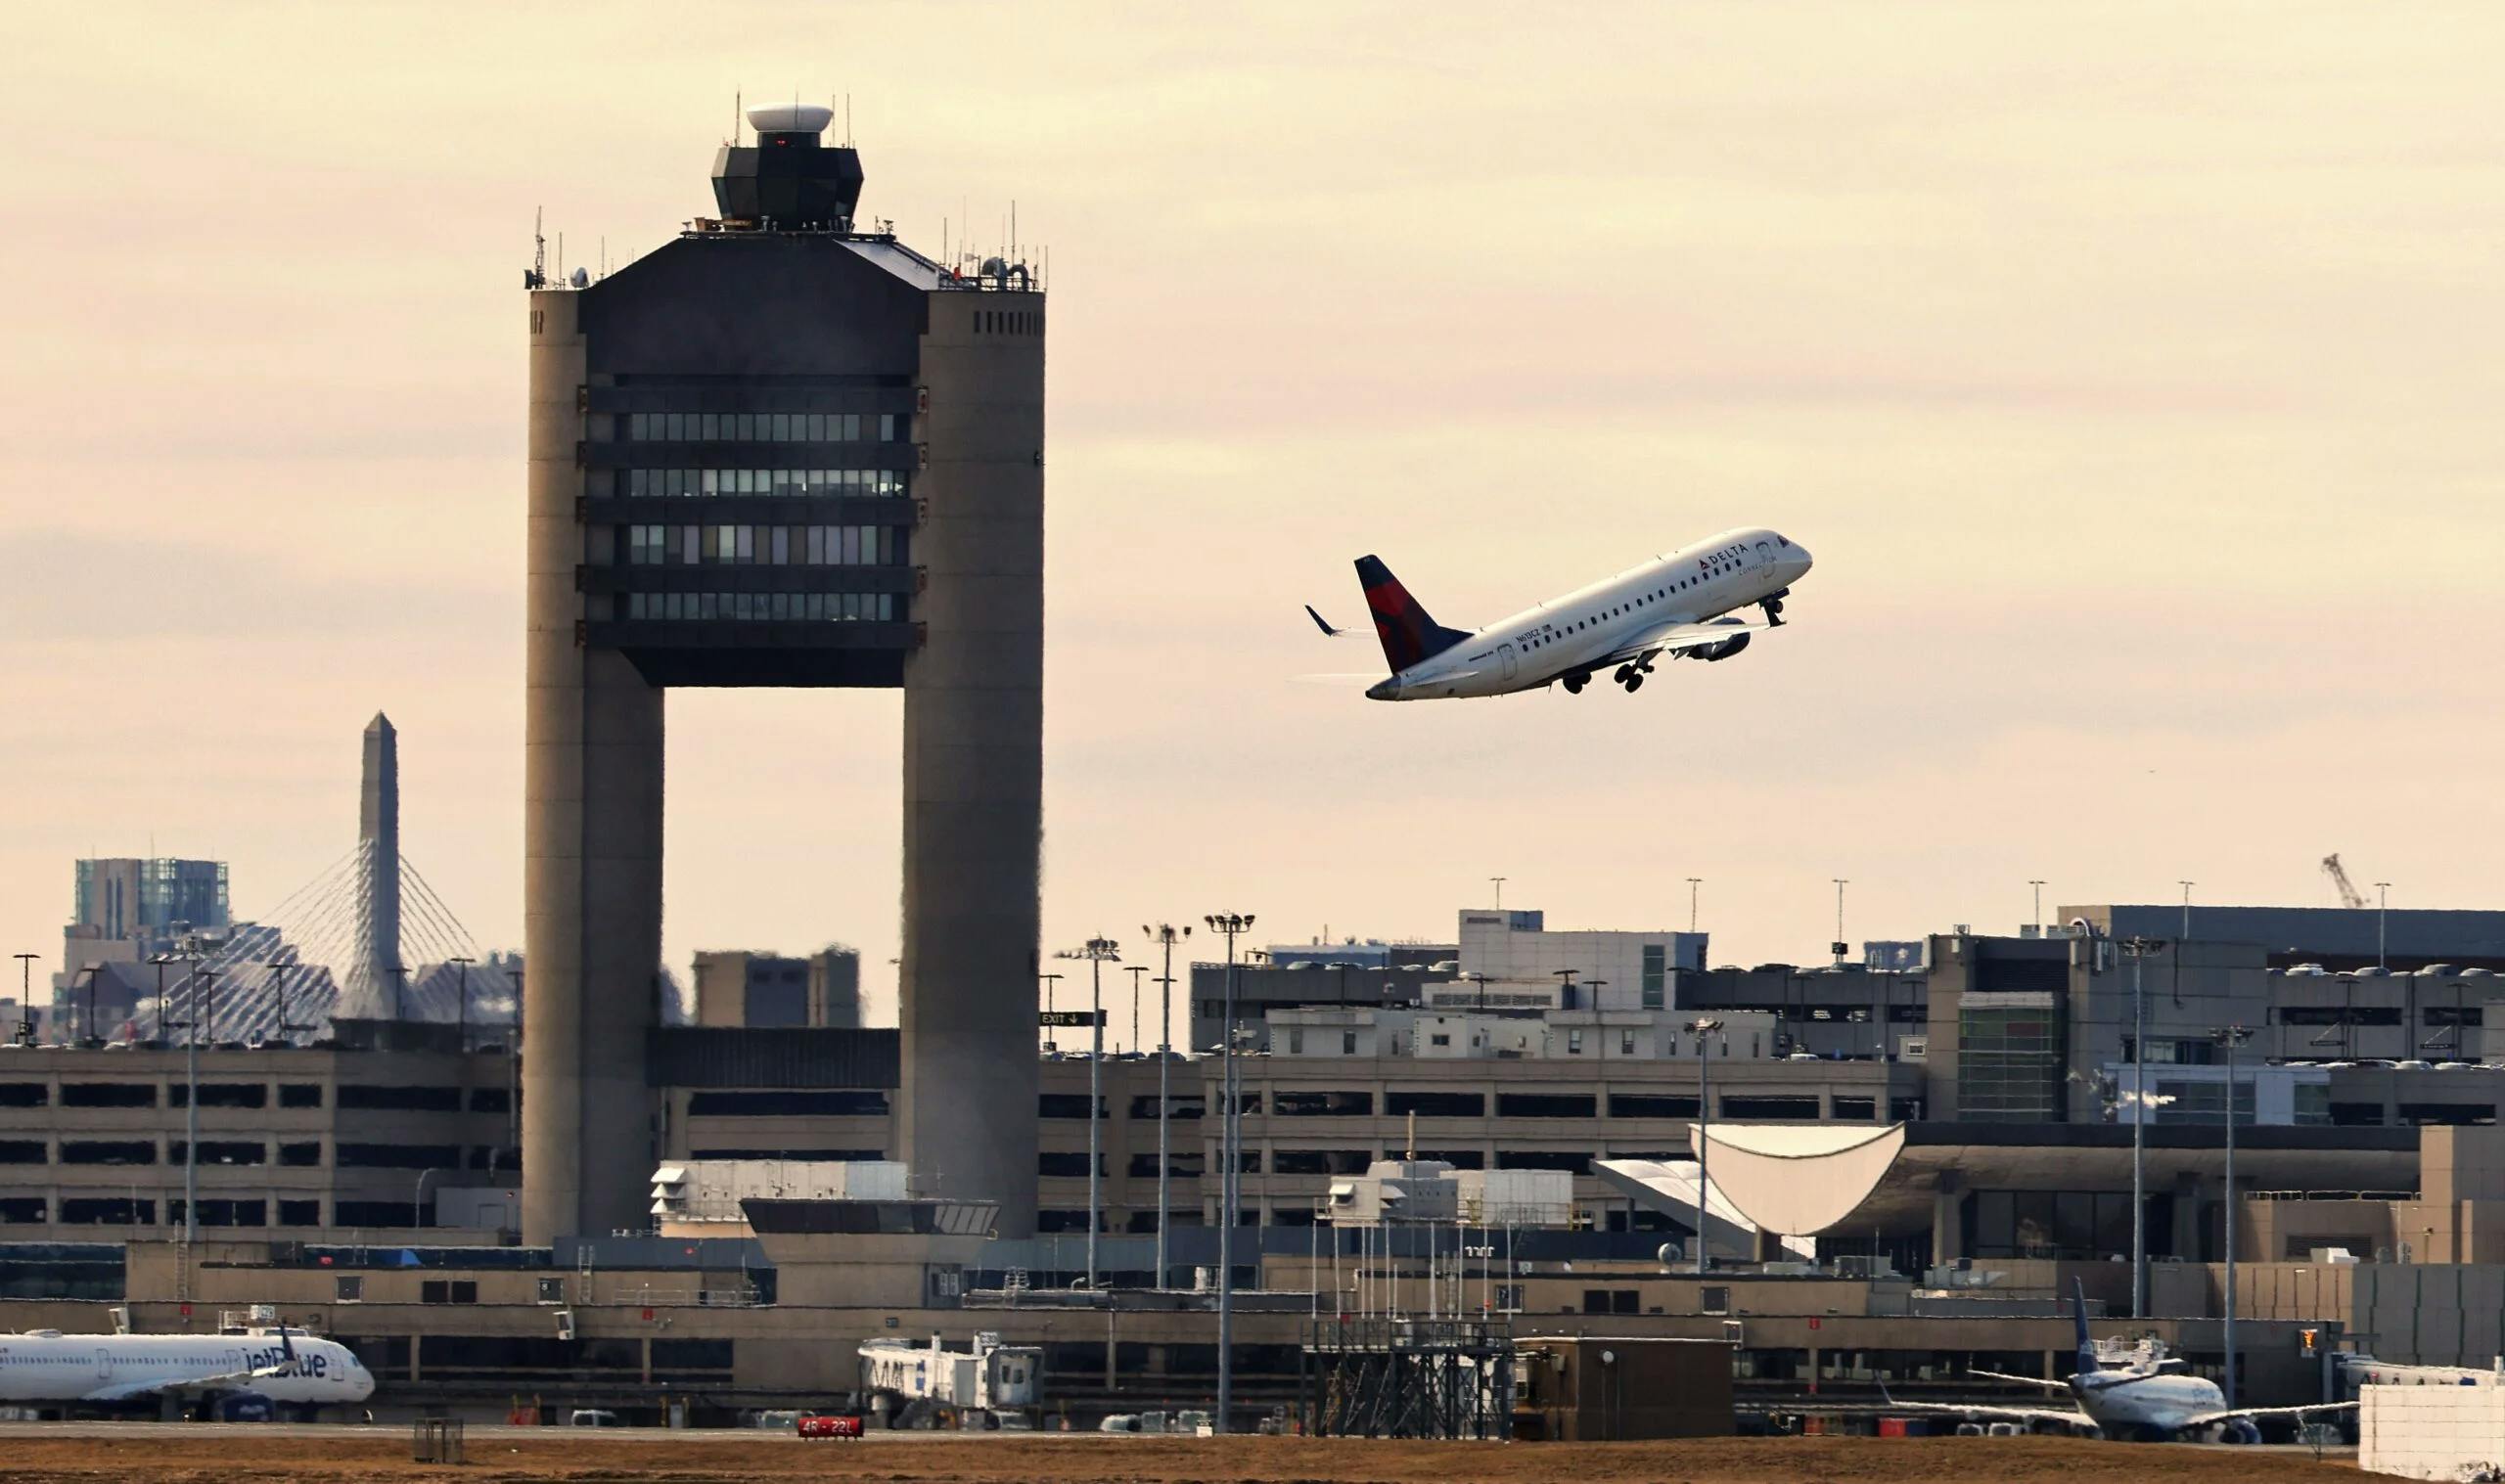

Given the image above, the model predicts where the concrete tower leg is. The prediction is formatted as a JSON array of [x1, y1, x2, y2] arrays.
[[898, 298, 1043, 1235], [524, 290, 665, 1243]]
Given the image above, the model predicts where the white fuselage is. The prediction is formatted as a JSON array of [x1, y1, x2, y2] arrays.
[[2072, 1368, 2231, 1435], [1368, 526, 1810, 700], [0, 1331, 373, 1406]]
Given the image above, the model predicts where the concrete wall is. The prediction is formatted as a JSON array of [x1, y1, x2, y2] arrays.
[[895, 290, 1044, 1232], [523, 286, 667, 1243], [2362, 1383, 2505, 1480]]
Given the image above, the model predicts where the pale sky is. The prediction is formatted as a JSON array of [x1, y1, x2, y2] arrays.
[[2, 3, 2498, 1036]]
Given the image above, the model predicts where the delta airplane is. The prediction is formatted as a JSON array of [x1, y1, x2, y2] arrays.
[[0, 1325, 372, 1416], [1881, 1281, 2354, 1444], [1305, 527, 1810, 699]]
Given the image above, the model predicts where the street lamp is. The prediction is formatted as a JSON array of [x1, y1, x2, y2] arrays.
[[1053, 935, 1120, 1293], [10, 954, 36, 1044], [1038, 972, 1064, 1054], [2211, 1023, 2254, 1408], [178, 965, 218, 1241], [448, 957, 476, 1051], [2118, 935, 2166, 1320], [1202, 910, 1255, 1434], [1143, 923, 1190, 1289], [1684, 1018, 1723, 1275]]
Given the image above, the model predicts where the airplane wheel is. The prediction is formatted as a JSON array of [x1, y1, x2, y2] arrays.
[[1563, 674, 1586, 695], [1614, 665, 1633, 684], [1624, 674, 1644, 693]]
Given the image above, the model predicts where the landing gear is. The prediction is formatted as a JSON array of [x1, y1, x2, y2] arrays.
[[1562, 671, 1588, 695], [1614, 664, 1644, 693], [1761, 589, 1789, 627]]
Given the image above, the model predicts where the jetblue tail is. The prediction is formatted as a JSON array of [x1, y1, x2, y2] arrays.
[[1355, 556, 1472, 673], [2072, 1277, 2096, 1377]]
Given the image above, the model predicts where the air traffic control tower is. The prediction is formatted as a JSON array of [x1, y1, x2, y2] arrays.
[[524, 105, 1044, 1241]]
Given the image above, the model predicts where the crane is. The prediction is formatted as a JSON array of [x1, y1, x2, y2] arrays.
[[2322, 853, 2368, 911]]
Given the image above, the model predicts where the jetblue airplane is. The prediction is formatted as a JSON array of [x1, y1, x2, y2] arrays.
[[1883, 1281, 2353, 1443], [0, 1325, 373, 1415], [1306, 527, 1811, 699]]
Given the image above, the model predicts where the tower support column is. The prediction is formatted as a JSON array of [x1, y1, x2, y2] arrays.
[[524, 290, 664, 1243]]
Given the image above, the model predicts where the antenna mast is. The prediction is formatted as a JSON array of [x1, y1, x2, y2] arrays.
[[533, 207, 546, 283]]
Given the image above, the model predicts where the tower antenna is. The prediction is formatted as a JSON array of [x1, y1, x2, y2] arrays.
[[533, 207, 546, 284], [845, 93, 853, 147], [733, 90, 742, 145]]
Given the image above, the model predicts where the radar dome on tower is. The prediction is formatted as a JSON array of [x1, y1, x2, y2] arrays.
[[747, 103, 834, 136]]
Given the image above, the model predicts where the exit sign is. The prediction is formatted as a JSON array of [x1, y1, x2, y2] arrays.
[[1038, 1011, 1104, 1028]]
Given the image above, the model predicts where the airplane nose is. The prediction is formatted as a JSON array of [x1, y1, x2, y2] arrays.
[[1788, 543, 1813, 578]]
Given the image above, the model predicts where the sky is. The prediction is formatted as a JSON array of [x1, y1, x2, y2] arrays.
[[1, 2, 2498, 1037]]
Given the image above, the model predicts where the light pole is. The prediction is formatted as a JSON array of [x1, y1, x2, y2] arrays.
[[505, 967, 524, 1168], [1038, 972, 1064, 1054], [2118, 935, 2165, 1319], [1685, 1018, 1722, 1274], [1054, 936, 1120, 1292], [2375, 883, 2392, 970], [1490, 877, 1506, 912], [1831, 879, 1850, 967], [1203, 910, 1255, 1434], [180, 964, 217, 1240], [2028, 880, 2045, 934], [1685, 878, 1703, 934], [10, 955, 36, 1044], [2211, 1023, 2253, 1408], [1143, 922, 1189, 1288], [449, 957, 476, 1051]]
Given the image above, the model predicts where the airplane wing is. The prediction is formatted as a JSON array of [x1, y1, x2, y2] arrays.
[[2177, 1400, 2360, 1428], [82, 1365, 273, 1402], [1597, 614, 1769, 667], [1303, 605, 1349, 638], [1874, 1391, 2087, 1428], [1966, 1369, 2076, 1392]]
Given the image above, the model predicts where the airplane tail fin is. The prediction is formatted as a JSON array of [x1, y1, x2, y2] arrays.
[[2073, 1277, 2095, 1377], [1354, 556, 1472, 673]]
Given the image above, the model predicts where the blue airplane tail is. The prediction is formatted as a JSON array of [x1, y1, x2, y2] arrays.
[[2072, 1276, 2096, 1376]]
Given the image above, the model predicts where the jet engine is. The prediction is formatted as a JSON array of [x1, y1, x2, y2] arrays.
[[1695, 633, 1752, 662]]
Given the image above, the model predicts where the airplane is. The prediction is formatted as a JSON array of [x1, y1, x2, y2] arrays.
[[1879, 1280, 2355, 1444], [1305, 527, 1811, 700], [0, 1323, 373, 1418]]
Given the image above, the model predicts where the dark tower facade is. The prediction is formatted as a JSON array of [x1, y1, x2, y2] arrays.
[[524, 105, 1044, 1241]]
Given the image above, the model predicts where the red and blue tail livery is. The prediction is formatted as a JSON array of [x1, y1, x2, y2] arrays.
[[1356, 555, 1472, 673]]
